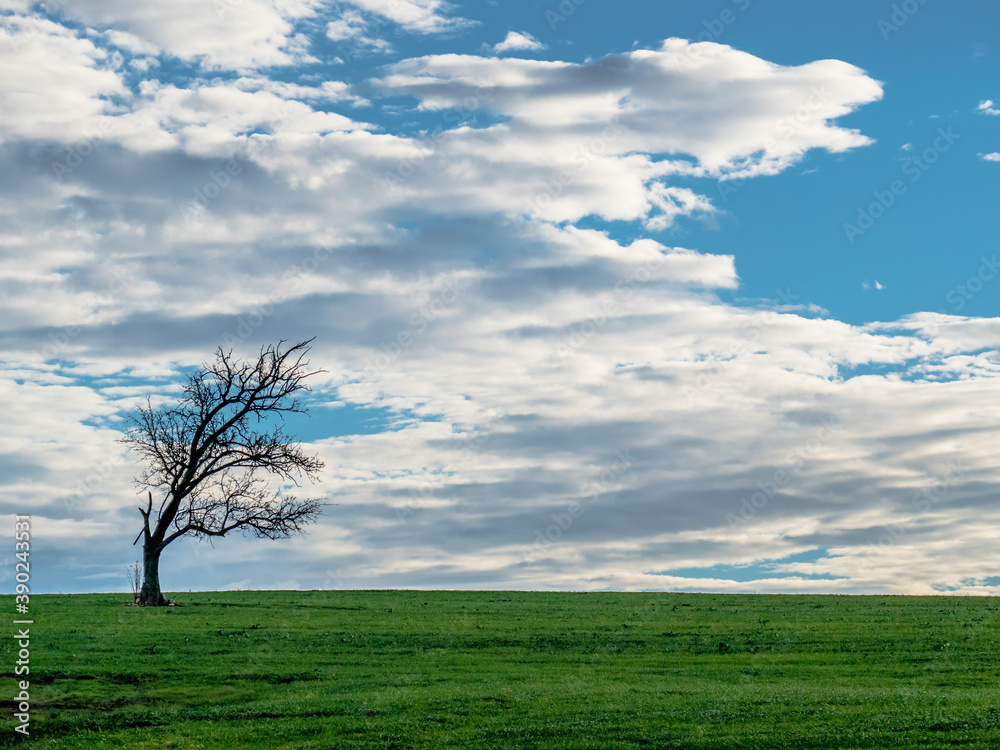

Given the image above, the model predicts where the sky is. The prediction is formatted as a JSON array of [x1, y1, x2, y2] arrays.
[[3, 0, 1000, 596]]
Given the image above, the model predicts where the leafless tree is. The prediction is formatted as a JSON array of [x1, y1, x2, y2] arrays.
[[125, 561, 142, 602], [120, 339, 327, 606]]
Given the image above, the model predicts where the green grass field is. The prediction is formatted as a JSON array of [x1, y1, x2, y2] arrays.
[[2, 590, 998, 748]]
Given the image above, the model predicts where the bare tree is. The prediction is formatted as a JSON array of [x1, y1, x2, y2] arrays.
[[120, 339, 327, 606], [125, 561, 142, 602]]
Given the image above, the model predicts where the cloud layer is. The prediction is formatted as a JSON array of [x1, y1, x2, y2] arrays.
[[3, 2, 999, 597]]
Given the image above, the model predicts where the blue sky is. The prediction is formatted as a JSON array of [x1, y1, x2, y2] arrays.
[[3, 0, 1000, 596]]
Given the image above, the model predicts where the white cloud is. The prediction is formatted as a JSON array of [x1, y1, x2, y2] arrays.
[[111, 77, 371, 155], [644, 186, 717, 231], [981, 152, 1000, 162], [0, 15, 127, 143], [326, 9, 393, 52], [340, 0, 474, 34], [977, 99, 1000, 116], [326, 9, 368, 40], [0, 31, 882, 236], [56, 0, 325, 71], [369, 40, 881, 228], [0, 28, 371, 155], [494, 31, 543, 54], [104, 29, 160, 56], [379, 40, 882, 175]]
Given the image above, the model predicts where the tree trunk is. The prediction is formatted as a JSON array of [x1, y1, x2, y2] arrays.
[[137, 541, 168, 606]]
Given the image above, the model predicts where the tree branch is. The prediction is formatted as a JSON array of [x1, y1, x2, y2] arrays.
[[132, 491, 154, 546], [120, 339, 329, 563]]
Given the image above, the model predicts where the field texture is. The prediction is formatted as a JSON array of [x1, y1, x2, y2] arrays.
[[1, 591, 998, 748]]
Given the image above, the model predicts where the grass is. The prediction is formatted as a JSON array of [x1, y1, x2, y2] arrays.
[[1, 590, 999, 748]]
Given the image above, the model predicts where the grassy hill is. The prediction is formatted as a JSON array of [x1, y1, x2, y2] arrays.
[[2, 590, 998, 748]]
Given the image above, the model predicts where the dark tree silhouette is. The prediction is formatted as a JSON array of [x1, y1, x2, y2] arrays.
[[120, 339, 327, 606]]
